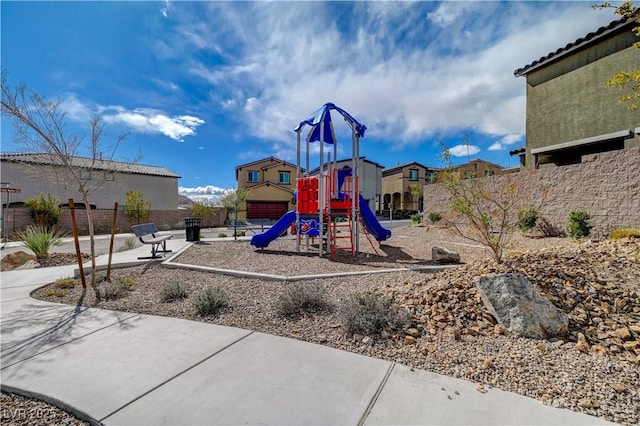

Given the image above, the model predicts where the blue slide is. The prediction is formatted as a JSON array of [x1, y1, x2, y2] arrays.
[[359, 195, 391, 242], [250, 210, 296, 249]]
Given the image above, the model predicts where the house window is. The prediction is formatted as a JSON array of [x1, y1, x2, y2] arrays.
[[426, 171, 435, 183], [104, 171, 115, 181], [80, 170, 92, 181], [247, 170, 259, 183], [485, 170, 495, 177], [408, 169, 418, 181], [279, 171, 291, 184]]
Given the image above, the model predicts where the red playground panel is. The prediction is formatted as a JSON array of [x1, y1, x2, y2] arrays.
[[297, 177, 319, 214]]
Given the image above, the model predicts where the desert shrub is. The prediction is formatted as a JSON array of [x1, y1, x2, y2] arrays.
[[24, 192, 63, 230], [55, 276, 76, 289], [43, 288, 66, 298], [274, 282, 332, 317], [410, 214, 422, 224], [428, 212, 442, 224], [234, 230, 246, 237], [101, 281, 128, 301], [338, 292, 410, 336], [161, 282, 188, 302], [517, 208, 539, 232], [218, 233, 228, 238], [609, 227, 640, 239], [567, 211, 592, 239], [15, 225, 66, 260], [117, 237, 137, 252], [193, 286, 228, 316], [113, 276, 136, 290]]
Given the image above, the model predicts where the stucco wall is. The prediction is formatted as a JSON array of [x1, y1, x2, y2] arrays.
[[524, 30, 640, 168], [1, 207, 226, 238], [423, 147, 640, 238], [1, 161, 179, 210]]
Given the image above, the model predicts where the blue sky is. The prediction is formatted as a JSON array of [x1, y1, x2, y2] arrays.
[[1, 1, 617, 201]]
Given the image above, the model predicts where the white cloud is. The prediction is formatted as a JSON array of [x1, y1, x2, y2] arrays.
[[160, 0, 170, 18], [100, 106, 205, 141], [179, 185, 229, 203], [171, 2, 612, 154], [488, 134, 522, 151], [447, 144, 481, 157], [62, 93, 92, 122]]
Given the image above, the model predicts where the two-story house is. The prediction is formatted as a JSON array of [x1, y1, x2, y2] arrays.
[[235, 156, 301, 220], [308, 157, 384, 214], [381, 162, 439, 215], [450, 159, 504, 179], [513, 19, 640, 169]]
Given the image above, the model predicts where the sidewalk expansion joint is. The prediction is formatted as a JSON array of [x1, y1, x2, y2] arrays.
[[99, 330, 255, 423], [358, 362, 395, 426]]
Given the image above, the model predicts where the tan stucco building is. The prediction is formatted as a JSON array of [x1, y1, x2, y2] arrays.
[[382, 162, 439, 214], [0, 153, 179, 210], [514, 19, 640, 169], [235, 156, 301, 220]]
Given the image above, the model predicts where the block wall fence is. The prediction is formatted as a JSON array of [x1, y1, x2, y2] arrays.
[[2, 207, 227, 238], [423, 147, 640, 239]]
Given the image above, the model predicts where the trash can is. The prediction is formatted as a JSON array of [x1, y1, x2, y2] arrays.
[[185, 217, 201, 242]]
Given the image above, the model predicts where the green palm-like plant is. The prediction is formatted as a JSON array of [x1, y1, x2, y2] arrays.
[[15, 225, 66, 260]]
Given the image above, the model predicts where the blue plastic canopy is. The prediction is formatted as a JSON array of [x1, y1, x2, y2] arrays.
[[294, 103, 367, 144]]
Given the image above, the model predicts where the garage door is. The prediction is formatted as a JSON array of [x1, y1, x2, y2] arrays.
[[247, 201, 289, 220]]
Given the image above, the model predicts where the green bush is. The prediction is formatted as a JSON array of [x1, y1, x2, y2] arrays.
[[15, 225, 66, 260], [161, 282, 188, 302], [24, 192, 63, 230], [517, 208, 539, 232], [428, 212, 442, 224], [410, 214, 422, 224], [55, 276, 76, 289], [113, 276, 136, 290], [124, 190, 151, 225], [609, 227, 640, 240], [234, 230, 246, 237], [567, 211, 592, 239], [43, 288, 66, 298], [193, 286, 228, 316], [338, 292, 410, 336], [218, 233, 228, 238], [274, 282, 332, 317]]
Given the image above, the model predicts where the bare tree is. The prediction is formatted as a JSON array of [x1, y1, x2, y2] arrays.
[[437, 136, 549, 264], [220, 187, 251, 240], [1, 69, 128, 291]]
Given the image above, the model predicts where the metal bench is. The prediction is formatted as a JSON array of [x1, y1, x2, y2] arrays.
[[131, 223, 173, 259]]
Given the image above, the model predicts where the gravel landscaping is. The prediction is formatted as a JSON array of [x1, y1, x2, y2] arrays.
[[26, 225, 640, 424]]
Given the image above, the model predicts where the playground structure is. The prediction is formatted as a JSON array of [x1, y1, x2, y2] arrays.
[[251, 103, 391, 258]]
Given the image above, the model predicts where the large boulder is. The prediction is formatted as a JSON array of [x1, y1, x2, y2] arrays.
[[475, 273, 568, 339], [1, 251, 37, 271], [431, 246, 460, 264]]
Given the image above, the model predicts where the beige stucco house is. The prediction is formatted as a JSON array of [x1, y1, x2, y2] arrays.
[[382, 162, 439, 214], [0, 153, 180, 210], [514, 19, 640, 169], [309, 157, 384, 214], [235, 156, 301, 220], [450, 159, 504, 179]]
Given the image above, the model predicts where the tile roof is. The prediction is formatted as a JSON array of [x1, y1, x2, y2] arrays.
[[382, 161, 438, 176], [0, 153, 180, 178], [514, 19, 635, 77]]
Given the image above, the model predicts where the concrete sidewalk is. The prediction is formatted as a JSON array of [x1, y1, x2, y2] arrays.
[[1, 238, 612, 425]]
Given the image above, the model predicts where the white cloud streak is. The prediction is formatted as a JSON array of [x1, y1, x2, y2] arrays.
[[100, 106, 205, 141], [488, 134, 522, 151], [179, 185, 229, 203], [447, 144, 481, 158], [165, 2, 612, 153]]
